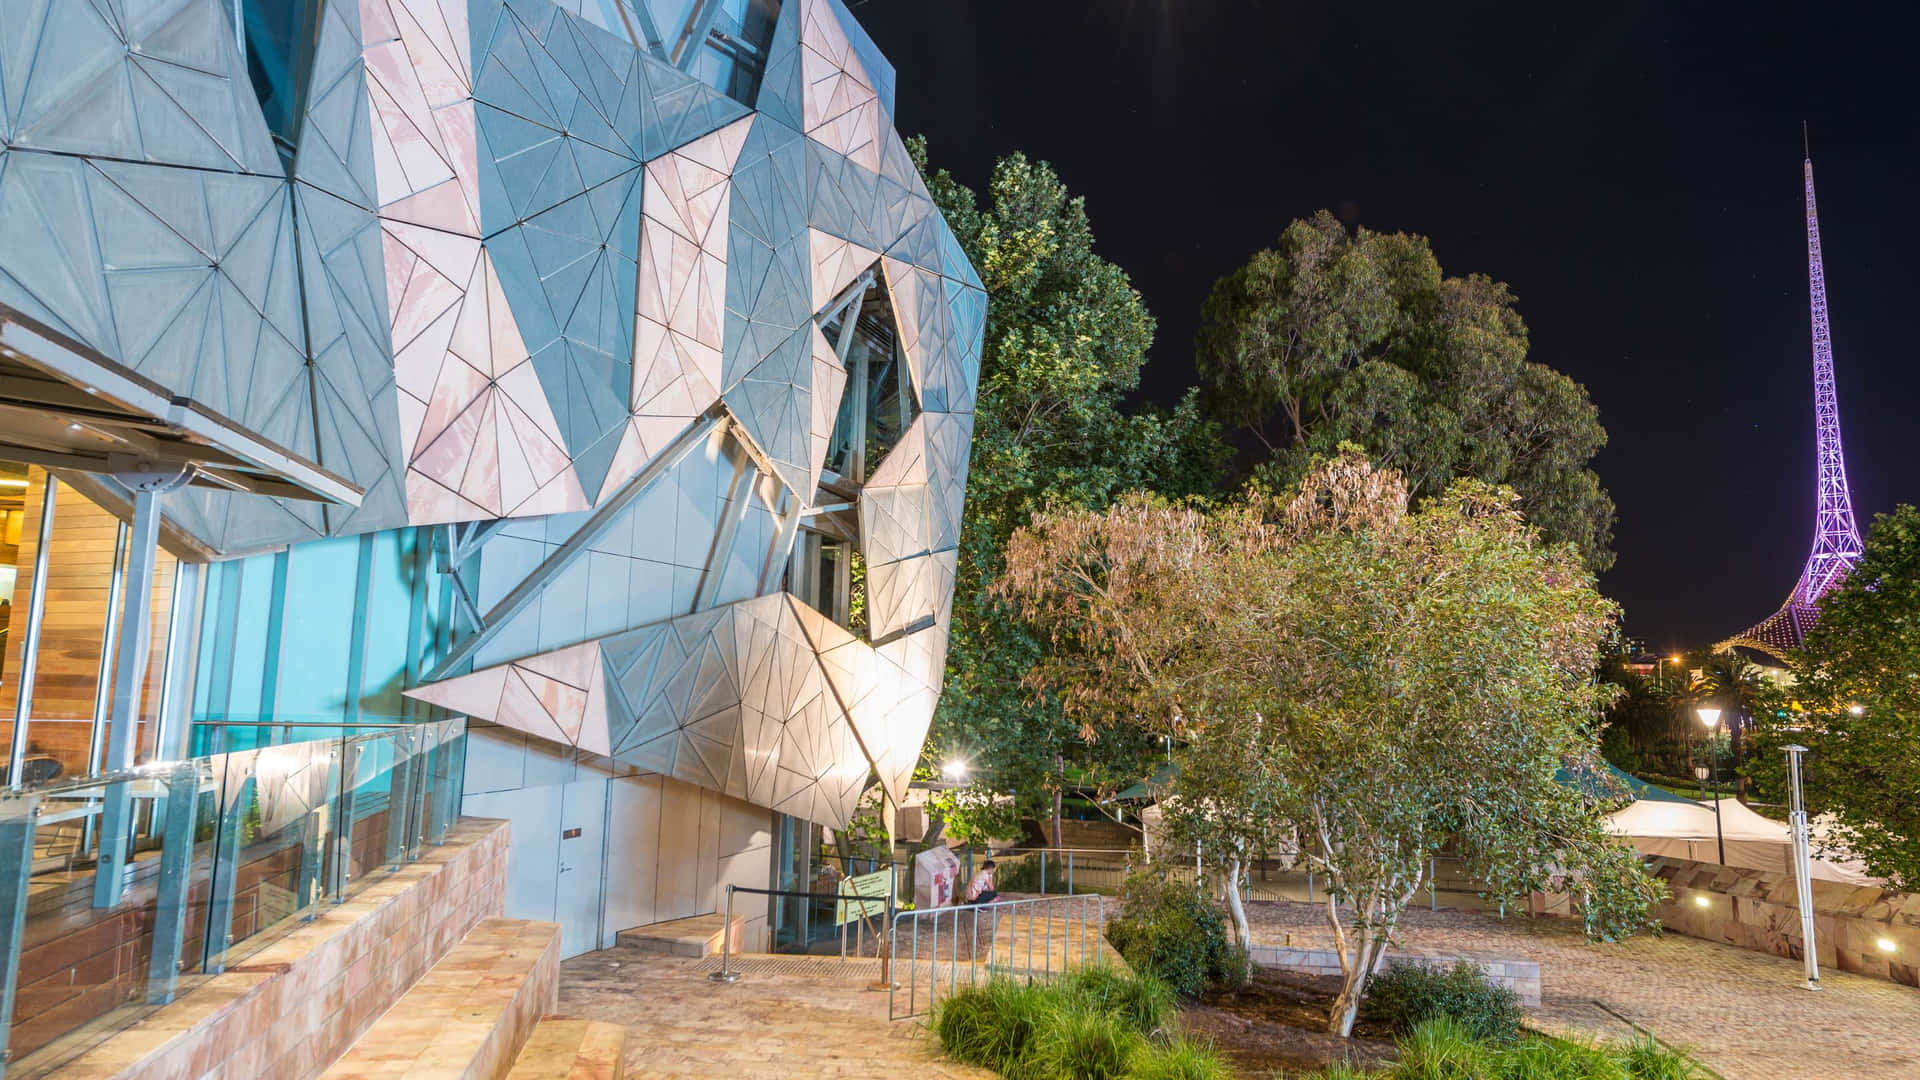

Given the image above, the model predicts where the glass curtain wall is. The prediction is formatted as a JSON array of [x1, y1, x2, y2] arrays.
[[0, 467, 175, 785], [187, 526, 458, 755]]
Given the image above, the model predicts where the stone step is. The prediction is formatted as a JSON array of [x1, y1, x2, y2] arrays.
[[505, 1018, 627, 1080], [320, 917, 560, 1079], [614, 913, 742, 958]]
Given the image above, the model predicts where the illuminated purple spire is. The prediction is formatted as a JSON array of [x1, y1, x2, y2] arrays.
[[1721, 152, 1864, 662]]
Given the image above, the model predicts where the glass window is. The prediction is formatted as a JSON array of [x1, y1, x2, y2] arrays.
[[240, 0, 326, 161], [655, 0, 781, 106]]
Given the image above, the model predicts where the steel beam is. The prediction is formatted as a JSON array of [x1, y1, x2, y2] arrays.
[[421, 414, 719, 682]]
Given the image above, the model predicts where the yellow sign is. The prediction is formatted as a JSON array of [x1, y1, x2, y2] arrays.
[[836, 870, 892, 925]]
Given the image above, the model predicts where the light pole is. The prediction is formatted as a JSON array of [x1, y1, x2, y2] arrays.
[[1784, 744, 1822, 991], [1697, 707, 1726, 865]]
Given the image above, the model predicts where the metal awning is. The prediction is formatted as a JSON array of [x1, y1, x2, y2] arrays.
[[0, 305, 362, 505]]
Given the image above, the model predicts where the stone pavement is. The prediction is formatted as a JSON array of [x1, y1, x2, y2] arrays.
[[1246, 901, 1920, 1080], [556, 950, 990, 1080]]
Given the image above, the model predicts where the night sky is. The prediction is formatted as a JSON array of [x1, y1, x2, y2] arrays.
[[853, 0, 1920, 650]]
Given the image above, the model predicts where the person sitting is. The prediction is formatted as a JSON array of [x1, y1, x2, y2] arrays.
[[964, 860, 998, 905]]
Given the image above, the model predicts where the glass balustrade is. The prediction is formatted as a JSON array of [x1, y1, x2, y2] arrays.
[[0, 717, 465, 1078]]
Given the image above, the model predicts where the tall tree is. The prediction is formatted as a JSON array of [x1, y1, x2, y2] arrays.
[[1747, 506, 1920, 889], [1000, 451, 1659, 1036], [1196, 212, 1616, 571], [909, 141, 1225, 840]]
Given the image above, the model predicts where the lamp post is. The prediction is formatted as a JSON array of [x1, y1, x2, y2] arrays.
[[1783, 744, 1822, 991], [1697, 707, 1726, 865]]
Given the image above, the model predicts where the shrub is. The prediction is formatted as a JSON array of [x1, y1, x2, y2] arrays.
[[931, 972, 1234, 1080], [1123, 1035, 1234, 1080], [1619, 1034, 1709, 1080], [1362, 961, 1524, 1042], [933, 979, 1052, 1072], [1287, 1021, 1710, 1080], [1105, 873, 1234, 998], [997, 854, 1070, 893], [1023, 1002, 1145, 1080], [1059, 965, 1176, 1035], [1493, 1033, 1629, 1080]]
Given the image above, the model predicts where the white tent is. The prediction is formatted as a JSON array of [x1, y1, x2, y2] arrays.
[[1605, 798, 1878, 885]]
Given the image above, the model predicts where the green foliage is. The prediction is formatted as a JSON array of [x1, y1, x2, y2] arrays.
[[908, 137, 1226, 831], [931, 971, 1227, 1080], [1002, 453, 1660, 1035], [1058, 964, 1177, 1036], [1599, 724, 1641, 775], [1195, 211, 1615, 572], [1618, 1034, 1711, 1080], [1747, 505, 1920, 889], [1361, 962, 1524, 1043], [1025, 1003, 1146, 1080], [1120, 1036, 1233, 1080], [933, 979, 1053, 1072], [1104, 874, 1235, 999], [995, 853, 1069, 893], [1292, 1019, 1707, 1080]]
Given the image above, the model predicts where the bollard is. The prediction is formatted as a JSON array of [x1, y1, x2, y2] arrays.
[[708, 884, 740, 983]]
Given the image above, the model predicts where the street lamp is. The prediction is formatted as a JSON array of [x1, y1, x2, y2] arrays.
[[1784, 744, 1822, 991], [1697, 707, 1726, 865]]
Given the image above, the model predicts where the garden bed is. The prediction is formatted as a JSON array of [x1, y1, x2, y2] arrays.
[[1178, 966, 1398, 1073]]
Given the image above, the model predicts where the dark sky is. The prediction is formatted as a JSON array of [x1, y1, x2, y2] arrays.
[[854, 0, 1920, 650]]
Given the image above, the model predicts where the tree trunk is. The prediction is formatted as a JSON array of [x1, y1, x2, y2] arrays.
[[1223, 854, 1253, 954], [1051, 756, 1065, 849], [1325, 926, 1372, 1036]]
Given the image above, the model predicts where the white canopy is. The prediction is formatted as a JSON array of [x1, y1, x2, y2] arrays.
[[1605, 798, 1878, 885]]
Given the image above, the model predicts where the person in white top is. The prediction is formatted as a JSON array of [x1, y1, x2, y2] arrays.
[[964, 860, 998, 905]]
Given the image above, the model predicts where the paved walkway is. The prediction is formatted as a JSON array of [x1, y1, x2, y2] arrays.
[[557, 950, 990, 1079], [1246, 901, 1920, 1080]]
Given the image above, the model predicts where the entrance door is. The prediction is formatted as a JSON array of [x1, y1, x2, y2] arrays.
[[555, 779, 607, 957]]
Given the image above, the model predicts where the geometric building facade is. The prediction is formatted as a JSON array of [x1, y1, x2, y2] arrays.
[[0, 0, 980, 957]]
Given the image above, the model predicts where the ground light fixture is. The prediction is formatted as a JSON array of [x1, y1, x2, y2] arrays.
[[1693, 895, 1712, 908], [1876, 938, 1898, 954], [1696, 707, 1727, 865]]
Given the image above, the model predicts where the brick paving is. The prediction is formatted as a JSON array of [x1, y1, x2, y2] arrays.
[[557, 950, 991, 1079], [1245, 900, 1920, 1080]]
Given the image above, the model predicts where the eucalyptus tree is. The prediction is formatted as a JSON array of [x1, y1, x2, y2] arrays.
[[1001, 451, 1659, 1035]]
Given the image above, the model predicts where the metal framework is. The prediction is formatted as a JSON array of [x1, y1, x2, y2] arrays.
[[1719, 155, 1864, 663]]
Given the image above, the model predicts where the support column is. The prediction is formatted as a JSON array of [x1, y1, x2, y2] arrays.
[[92, 468, 192, 909]]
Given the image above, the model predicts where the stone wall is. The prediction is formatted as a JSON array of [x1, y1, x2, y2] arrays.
[[46, 819, 507, 1080], [1248, 941, 1542, 1007], [1650, 857, 1919, 987]]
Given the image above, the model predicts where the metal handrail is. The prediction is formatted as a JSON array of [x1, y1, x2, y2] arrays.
[[887, 892, 1107, 1020], [706, 883, 895, 985]]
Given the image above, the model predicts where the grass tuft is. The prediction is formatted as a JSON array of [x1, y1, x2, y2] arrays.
[[1023, 1001, 1146, 1080], [1122, 1034, 1235, 1080]]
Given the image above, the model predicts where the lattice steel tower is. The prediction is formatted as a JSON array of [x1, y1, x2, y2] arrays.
[[1720, 152, 1864, 663]]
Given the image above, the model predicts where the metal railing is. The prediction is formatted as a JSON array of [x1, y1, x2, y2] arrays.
[[0, 716, 465, 1078], [706, 883, 897, 985], [888, 892, 1107, 1020], [972, 845, 1138, 896]]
